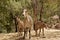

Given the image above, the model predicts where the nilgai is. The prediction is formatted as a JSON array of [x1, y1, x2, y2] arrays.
[[34, 21, 47, 38]]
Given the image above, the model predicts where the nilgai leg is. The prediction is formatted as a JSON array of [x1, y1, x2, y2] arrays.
[[39, 28, 41, 36], [42, 28, 45, 38], [29, 30, 31, 39]]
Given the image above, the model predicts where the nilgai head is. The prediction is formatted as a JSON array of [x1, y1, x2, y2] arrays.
[[22, 9, 28, 17]]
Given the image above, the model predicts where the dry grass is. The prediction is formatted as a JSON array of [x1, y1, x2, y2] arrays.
[[0, 29, 60, 40]]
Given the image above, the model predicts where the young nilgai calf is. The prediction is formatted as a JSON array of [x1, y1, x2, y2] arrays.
[[34, 21, 47, 38], [15, 16, 24, 32]]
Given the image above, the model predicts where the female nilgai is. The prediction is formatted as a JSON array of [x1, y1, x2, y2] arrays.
[[22, 9, 33, 39], [15, 9, 33, 39]]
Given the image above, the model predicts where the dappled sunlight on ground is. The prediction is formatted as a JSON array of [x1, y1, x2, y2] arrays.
[[0, 29, 60, 40]]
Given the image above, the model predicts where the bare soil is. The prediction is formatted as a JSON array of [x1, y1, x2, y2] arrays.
[[0, 29, 60, 40]]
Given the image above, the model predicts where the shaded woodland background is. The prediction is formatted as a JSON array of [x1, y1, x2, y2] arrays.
[[0, 0, 60, 33]]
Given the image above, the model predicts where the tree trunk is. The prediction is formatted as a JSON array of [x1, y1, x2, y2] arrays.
[[39, 0, 44, 21], [31, 0, 38, 22]]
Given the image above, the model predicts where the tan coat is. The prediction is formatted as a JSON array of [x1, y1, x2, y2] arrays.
[[23, 15, 33, 30], [34, 21, 46, 30], [16, 17, 24, 32]]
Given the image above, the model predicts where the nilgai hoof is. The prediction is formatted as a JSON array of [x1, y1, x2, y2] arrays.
[[42, 36, 46, 38], [29, 37, 31, 39], [23, 37, 25, 39]]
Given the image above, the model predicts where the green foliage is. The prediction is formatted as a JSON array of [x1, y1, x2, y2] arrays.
[[0, 0, 59, 33], [0, 0, 32, 33]]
